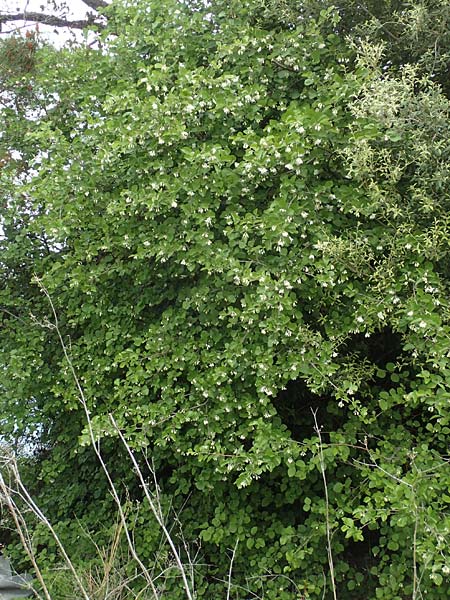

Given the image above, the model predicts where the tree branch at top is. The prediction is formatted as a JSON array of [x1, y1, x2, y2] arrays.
[[0, 0, 109, 33], [0, 12, 106, 32], [81, 0, 109, 9]]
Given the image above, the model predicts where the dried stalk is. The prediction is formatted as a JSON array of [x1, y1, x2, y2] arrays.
[[312, 409, 337, 600]]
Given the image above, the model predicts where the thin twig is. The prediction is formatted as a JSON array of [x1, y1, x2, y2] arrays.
[[8, 460, 91, 600], [312, 409, 337, 600], [226, 538, 239, 600], [35, 278, 160, 600], [0, 468, 50, 600], [412, 498, 419, 600], [109, 414, 195, 600]]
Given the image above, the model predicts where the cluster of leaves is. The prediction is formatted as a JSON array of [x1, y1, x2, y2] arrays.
[[1, 0, 450, 598]]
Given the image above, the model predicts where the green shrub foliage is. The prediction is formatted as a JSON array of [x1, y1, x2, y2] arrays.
[[1, 0, 450, 598]]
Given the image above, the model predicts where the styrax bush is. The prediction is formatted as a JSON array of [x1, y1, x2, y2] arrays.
[[1, 0, 450, 598]]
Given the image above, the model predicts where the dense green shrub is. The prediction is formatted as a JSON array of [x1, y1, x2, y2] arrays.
[[1, 1, 450, 598]]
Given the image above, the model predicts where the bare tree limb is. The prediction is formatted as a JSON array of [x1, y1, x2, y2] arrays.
[[82, 0, 109, 9], [0, 0, 110, 32], [0, 12, 105, 31]]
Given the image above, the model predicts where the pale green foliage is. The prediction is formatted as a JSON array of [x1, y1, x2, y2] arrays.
[[346, 45, 450, 218]]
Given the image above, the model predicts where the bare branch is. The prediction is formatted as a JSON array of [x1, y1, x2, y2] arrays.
[[226, 539, 239, 600], [312, 409, 338, 600], [109, 414, 195, 600], [81, 0, 109, 9], [34, 278, 160, 600], [0, 12, 105, 31]]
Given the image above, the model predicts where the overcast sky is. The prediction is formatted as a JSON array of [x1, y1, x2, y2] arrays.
[[0, 0, 92, 16]]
